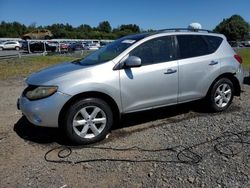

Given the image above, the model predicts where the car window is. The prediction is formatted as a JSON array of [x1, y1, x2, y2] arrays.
[[177, 35, 210, 59], [130, 36, 177, 66], [204, 36, 223, 53], [78, 33, 148, 66]]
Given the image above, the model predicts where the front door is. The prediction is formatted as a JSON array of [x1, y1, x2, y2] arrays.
[[119, 35, 179, 113]]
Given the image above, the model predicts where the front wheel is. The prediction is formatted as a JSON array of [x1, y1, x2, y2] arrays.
[[207, 78, 234, 112], [15, 46, 20, 51], [63, 98, 113, 145]]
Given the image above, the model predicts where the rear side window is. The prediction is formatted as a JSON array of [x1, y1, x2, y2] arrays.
[[177, 35, 210, 59], [204, 35, 223, 53], [130, 36, 177, 66]]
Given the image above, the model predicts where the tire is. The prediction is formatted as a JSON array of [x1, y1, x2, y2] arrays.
[[44, 35, 51, 40], [15, 46, 20, 51], [207, 78, 234, 112], [63, 98, 113, 145], [23, 36, 31, 40], [0, 47, 3, 51]]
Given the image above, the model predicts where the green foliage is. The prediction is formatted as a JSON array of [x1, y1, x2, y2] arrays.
[[0, 21, 141, 39], [236, 48, 250, 68], [214, 15, 250, 41], [97, 21, 112, 33], [119, 24, 140, 33]]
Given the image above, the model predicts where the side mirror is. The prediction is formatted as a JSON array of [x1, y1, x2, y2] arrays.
[[123, 56, 141, 68]]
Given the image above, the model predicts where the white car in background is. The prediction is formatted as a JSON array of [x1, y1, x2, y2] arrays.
[[0, 41, 22, 50], [84, 43, 99, 50]]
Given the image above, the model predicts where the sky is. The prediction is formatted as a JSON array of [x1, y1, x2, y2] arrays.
[[0, 0, 249, 30]]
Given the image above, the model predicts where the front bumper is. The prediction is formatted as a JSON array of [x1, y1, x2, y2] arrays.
[[18, 92, 71, 128]]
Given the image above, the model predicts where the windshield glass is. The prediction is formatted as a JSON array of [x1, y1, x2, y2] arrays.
[[78, 33, 148, 66]]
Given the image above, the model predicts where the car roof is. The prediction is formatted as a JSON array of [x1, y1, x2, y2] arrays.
[[123, 28, 223, 42]]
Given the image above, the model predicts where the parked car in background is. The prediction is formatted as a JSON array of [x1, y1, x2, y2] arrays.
[[68, 42, 84, 52], [228, 41, 244, 48], [244, 41, 250, 47], [18, 28, 244, 144], [84, 43, 99, 50], [29, 42, 56, 52], [22, 29, 53, 40], [0, 41, 22, 50], [47, 41, 59, 48], [60, 43, 69, 52], [19, 40, 28, 51]]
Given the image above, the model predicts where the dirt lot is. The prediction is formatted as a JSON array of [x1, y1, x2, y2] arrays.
[[0, 72, 250, 188]]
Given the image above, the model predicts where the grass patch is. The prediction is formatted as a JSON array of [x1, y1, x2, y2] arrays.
[[0, 55, 80, 80], [236, 48, 250, 68]]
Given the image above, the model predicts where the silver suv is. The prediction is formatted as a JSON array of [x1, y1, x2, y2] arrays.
[[0, 41, 22, 51], [18, 29, 244, 144]]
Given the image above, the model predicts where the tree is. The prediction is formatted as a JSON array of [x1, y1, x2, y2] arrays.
[[97, 21, 112, 33], [214, 15, 250, 41], [0, 20, 143, 39], [119, 24, 140, 33]]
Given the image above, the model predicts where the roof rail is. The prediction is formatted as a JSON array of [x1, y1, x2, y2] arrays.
[[156, 28, 214, 33]]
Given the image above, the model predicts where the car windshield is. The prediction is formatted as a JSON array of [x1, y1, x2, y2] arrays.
[[77, 33, 148, 66]]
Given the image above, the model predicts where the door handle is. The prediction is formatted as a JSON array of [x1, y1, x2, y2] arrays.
[[164, 69, 177, 74], [209, 61, 218, 65]]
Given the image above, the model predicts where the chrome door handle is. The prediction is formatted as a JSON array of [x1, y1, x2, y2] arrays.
[[209, 61, 218, 65], [164, 69, 177, 74]]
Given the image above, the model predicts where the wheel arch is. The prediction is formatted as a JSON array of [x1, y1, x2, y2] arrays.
[[58, 91, 121, 128], [206, 72, 241, 97]]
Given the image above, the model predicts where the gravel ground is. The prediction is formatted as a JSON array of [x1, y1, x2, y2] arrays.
[[0, 71, 250, 188]]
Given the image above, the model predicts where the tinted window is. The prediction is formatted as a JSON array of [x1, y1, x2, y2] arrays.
[[177, 35, 210, 59], [204, 36, 223, 53], [130, 36, 177, 65]]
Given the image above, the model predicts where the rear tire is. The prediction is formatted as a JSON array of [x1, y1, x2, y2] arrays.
[[44, 35, 51, 40], [23, 36, 31, 40], [15, 46, 20, 51], [207, 78, 234, 112], [62, 98, 113, 145]]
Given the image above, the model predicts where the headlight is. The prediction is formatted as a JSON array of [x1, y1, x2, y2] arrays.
[[25, 86, 58, 100]]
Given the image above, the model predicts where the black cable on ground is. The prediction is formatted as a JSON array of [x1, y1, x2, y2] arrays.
[[44, 130, 250, 165]]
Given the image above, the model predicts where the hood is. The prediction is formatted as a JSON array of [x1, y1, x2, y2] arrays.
[[26, 62, 90, 85]]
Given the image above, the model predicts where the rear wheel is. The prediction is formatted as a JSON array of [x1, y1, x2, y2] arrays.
[[44, 35, 51, 40], [15, 46, 20, 51], [63, 98, 113, 144], [207, 78, 234, 112], [23, 36, 31, 40]]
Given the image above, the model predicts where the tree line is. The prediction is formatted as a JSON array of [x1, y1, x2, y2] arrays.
[[0, 15, 249, 41], [0, 21, 141, 39]]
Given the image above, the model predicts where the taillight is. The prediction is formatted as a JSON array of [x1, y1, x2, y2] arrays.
[[234, 54, 243, 64]]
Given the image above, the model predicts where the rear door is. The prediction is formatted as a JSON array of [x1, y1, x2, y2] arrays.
[[177, 34, 222, 102], [119, 35, 179, 112], [4, 42, 13, 49]]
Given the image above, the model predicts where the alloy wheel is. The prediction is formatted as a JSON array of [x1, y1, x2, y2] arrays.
[[214, 83, 232, 108], [72, 106, 107, 139]]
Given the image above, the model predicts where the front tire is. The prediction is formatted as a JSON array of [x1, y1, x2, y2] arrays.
[[207, 78, 234, 112], [15, 46, 20, 51], [63, 98, 113, 145]]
